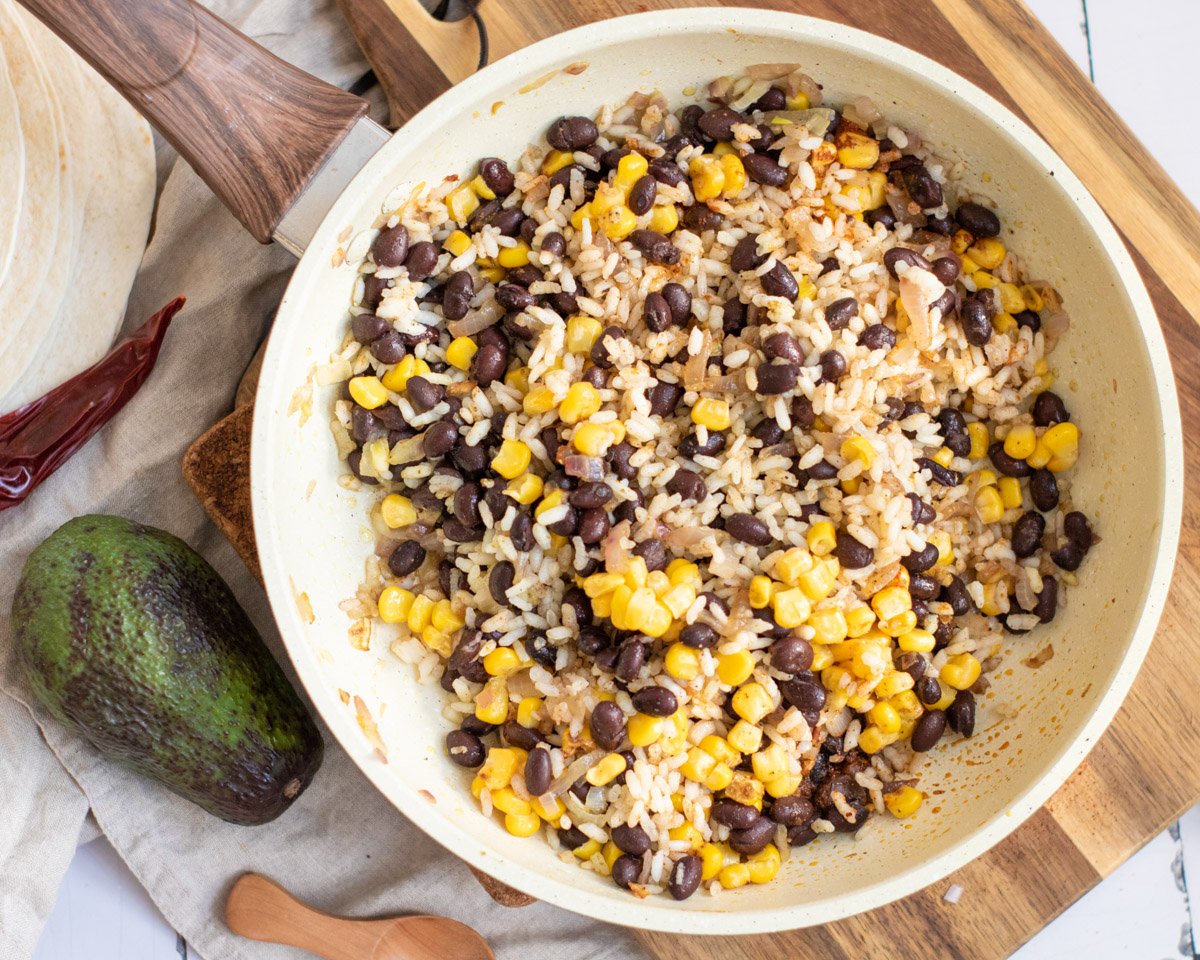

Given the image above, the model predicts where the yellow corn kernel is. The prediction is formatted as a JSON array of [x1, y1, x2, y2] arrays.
[[717, 650, 755, 687], [712, 141, 735, 157], [885, 785, 924, 819], [997, 475, 1022, 510], [845, 605, 876, 638], [774, 547, 813, 586], [614, 151, 649, 188], [503, 812, 541, 837], [506, 472, 544, 506], [586, 752, 628, 786], [974, 485, 1004, 525], [748, 575, 775, 609], [959, 253, 980, 274], [483, 646, 522, 678], [377, 585, 414, 624], [647, 570, 672, 597], [447, 184, 480, 224], [703, 762, 733, 792], [765, 772, 803, 799], [523, 385, 558, 416], [720, 152, 748, 197], [802, 521, 834, 558], [929, 531, 953, 566], [836, 130, 880, 169], [624, 588, 665, 636], [840, 477, 861, 496], [966, 421, 990, 460], [666, 559, 702, 589], [444, 335, 478, 371], [470, 775, 487, 800], [997, 282, 1025, 315], [480, 264, 507, 284], [898, 629, 935, 654], [732, 682, 773, 725], [940, 653, 981, 690], [785, 91, 810, 110], [496, 240, 531, 269], [570, 203, 592, 230], [931, 446, 955, 468], [443, 229, 473, 257], [747, 844, 781, 884], [871, 586, 912, 622], [624, 556, 648, 589], [772, 587, 812, 629], [1004, 424, 1037, 460], [565, 314, 603, 354], [468, 173, 496, 201], [668, 822, 705, 853], [880, 610, 918, 638], [869, 701, 902, 735], [752, 743, 788, 783], [479, 747, 519, 789], [377, 494, 415, 530], [691, 397, 732, 431], [993, 312, 1017, 335], [858, 725, 897, 755], [689, 155, 726, 202], [573, 838, 601, 860], [700, 735, 741, 767], [608, 584, 632, 630], [972, 270, 999, 290], [967, 237, 1006, 270], [380, 355, 426, 393], [532, 794, 565, 821], [949, 229, 972, 255], [582, 571, 623, 598], [718, 853, 754, 888], [700, 843, 727, 881], [802, 609, 845, 647], [841, 435, 876, 469], [727, 719, 764, 756], [1020, 284, 1045, 312], [1043, 421, 1080, 472], [726, 771, 764, 808], [541, 149, 575, 175], [491, 787, 532, 817], [572, 421, 617, 457], [648, 203, 680, 234], [600, 205, 639, 240], [796, 560, 837, 604], [891, 689, 923, 722], [490, 439, 530, 481], [601, 841, 623, 873], [681, 746, 717, 782], [627, 713, 665, 747], [590, 592, 612, 618], [661, 583, 697, 619], [348, 375, 388, 410], [664, 642, 703, 682], [931, 686, 957, 711], [516, 696, 543, 728], [404, 595, 432, 633], [972, 469, 998, 490], [559, 382, 602, 425], [877, 671, 915, 700], [431, 599, 465, 634]]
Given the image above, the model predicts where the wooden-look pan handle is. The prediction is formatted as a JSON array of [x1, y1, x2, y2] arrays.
[[17, 0, 369, 243]]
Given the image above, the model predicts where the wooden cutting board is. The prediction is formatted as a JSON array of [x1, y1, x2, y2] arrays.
[[184, 1, 1200, 956]]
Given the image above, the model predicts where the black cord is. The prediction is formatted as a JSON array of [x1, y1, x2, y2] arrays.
[[465, 0, 489, 70]]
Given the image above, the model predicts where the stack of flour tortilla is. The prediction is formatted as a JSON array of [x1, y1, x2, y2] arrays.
[[0, 0, 156, 410]]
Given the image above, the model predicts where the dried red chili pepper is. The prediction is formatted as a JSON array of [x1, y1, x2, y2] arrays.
[[0, 297, 185, 511]]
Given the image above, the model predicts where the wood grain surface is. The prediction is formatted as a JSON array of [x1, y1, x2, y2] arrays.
[[183, 0, 1200, 956], [18, 0, 369, 242]]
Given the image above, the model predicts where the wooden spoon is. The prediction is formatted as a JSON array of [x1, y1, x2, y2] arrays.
[[225, 873, 496, 960]]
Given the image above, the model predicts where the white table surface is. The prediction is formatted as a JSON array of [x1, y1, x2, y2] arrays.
[[31, 1, 1200, 957]]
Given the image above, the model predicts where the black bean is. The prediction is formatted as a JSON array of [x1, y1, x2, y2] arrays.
[[1011, 511, 1045, 558], [771, 635, 813, 675], [490, 207, 524, 237], [729, 816, 776, 855], [931, 255, 961, 286], [678, 104, 706, 141], [727, 513, 772, 546], [668, 855, 703, 901], [1011, 309, 1040, 333], [1033, 575, 1059, 623], [361, 274, 389, 309], [611, 823, 651, 857], [898, 653, 927, 685], [473, 343, 508, 387], [648, 382, 683, 417], [352, 312, 389, 345], [918, 457, 962, 486], [527, 635, 559, 671], [667, 468, 707, 503], [858, 324, 897, 352], [547, 505, 579, 537], [961, 290, 995, 346], [752, 418, 784, 445], [607, 441, 637, 481], [441, 270, 474, 321], [521, 747, 552, 796], [548, 164, 584, 195], [821, 297, 858, 331], [722, 297, 748, 334], [373, 224, 409, 267], [680, 431, 725, 458], [988, 441, 1032, 478], [806, 459, 840, 482], [648, 157, 686, 186], [743, 150, 790, 187], [883, 247, 932, 279], [644, 291, 674, 333], [519, 217, 540, 245], [1032, 391, 1071, 427], [590, 701, 626, 750], [452, 443, 487, 478], [538, 232, 567, 260], [388, 541, 426, 577], [371, 331, 407, 365], [680, 622, 718, 649], [446, 730, 485, 768], [558, 825, 589, 850], [902, 543, 940, 574], [630, 686, 677, 718], [468, 199, 501, 231], [626, 175, 657, 216], [509, 511, 534, 551], [577, 626, 610, 657], [916, 675, 942, 706], [1051, 541, 1085, 572], [780, 675, 826, 722], [755, 361, 799, 396], [422, 421, 459, 458], [404, 375, 443, 413], [560, 587, 592, 630], [484, 486, 510, 526], [591, 325, 625, 369], [350, 406, 381, 444], [460, 713, 494, 737], [955, 201, 1001, 238], [629, 539, 666, 574], [452, 482, 482, 529], [1064, 511, 1093, 550], [819, 350, 848, 384], [611, 854, 642, 890], [762, 260, 799, 300], [579, 365, 605, 390], [698, 106, 743, 141], [496, 283, 536, 312], [478, 157, 515, 196], [762, 331, 800, 362], [547, 115, 598, 150], [616, 640, 647, 682], [911, 709, 947, 752], [567, 482, 611, 511], [937, 411, 971, 458], [751, 86, 788, 112], [652, 284, 689, 327], [629, 229, 679, 265], [901, 163, 944, 208], [730, 234, 766, 272], [835, 529, 874, 569], [712, 799, 762, 830], [682, 204, 722, 233], [1030, 468, 1059, 512], [941, 575, 973, 616], [768, 794, 814, 829], [577, 508, 610, 545], [488, 560, 515, 605], [947, 690, 976, 737], [908, 571, 940, 602]]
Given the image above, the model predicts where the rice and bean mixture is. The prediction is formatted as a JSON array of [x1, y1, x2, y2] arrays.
[[331, 64, 1094, 901]]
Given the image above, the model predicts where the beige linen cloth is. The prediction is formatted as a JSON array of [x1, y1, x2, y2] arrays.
[[0, 2, 647, 957]]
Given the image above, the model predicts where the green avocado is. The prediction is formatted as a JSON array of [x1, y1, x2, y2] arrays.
[[11, 515, 323, 825]]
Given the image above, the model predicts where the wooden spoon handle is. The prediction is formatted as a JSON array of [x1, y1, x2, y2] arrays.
[[226, 873, 391, 960], [16, 0, 368, 243]]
